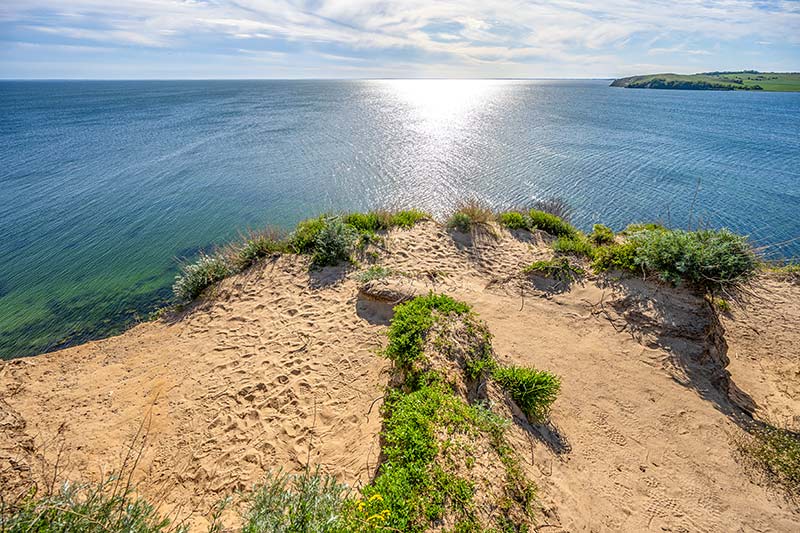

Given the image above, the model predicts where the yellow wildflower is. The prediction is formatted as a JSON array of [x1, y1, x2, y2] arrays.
[[368, 494, 384, 503]]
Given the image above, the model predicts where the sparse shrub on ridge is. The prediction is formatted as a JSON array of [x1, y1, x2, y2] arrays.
[[591, 241, 641, 274], [524, 258, 585, 284], [290, 216, 329, 254], [632, 228, 757, 290], [589, 224, 615, 245], [530, 197, 573, 222], [311, 218, 358, 267], [447, 200, 495, 233], [493, 365, 561, 423], [173, 253, 231, 301], [620, 222, 666, 235]]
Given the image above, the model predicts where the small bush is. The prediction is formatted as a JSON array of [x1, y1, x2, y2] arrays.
[[493, 365, 561, 423], [497, 211, 528, 230], [552, 235, 595, 258], [312, 218, 358, 267], [527, 209, 578, 238], [524, 258, 585, 285], [589, 224, 615, 245], [632, 229, 757, 290], [385, 294, 471, 367], [290, 216, 329, 254], [1, 477, 186, 533], [391, 209, 429, 228], [242, 468, 351, 533], [591, 241, 641, 274], [355, 265, 393, 283], [173, 253, 231, 301]]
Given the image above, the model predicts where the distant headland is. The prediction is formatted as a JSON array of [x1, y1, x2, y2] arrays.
[[611, 71, 800, 92]]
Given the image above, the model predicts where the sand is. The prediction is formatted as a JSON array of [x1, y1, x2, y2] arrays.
[[1, 220, 798, 531]]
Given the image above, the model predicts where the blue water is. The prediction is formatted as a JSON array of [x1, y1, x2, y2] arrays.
[[1, 79, 799, 359]]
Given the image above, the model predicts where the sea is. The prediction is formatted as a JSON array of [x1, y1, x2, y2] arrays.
[[1, 79, 798, 359]]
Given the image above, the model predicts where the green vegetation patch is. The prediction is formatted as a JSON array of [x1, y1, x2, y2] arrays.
[[736, 424, 800, 500], [493, 366, 561, 423], [447, 201, 495, 233], [385, 294, 471, 368], [1, 477, 187, 533], [588, 224, 615, 245], [611, 71, 800, 92], [552, 235, 595, 259], [527, 209, 578, 238]]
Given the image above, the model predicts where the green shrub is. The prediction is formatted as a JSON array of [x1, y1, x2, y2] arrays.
[[768, 262, 800, 284], [385, 294, 471, 368], [591, 241, 641, 273], [589, 224, 615, 245], [173, 253, 231, 301], [632, 229, 757, 290], [527, 210, 578, 238], [524, 258, 585, 285], [242, 468, 351, 533], [290, 216, 329, 254], [497, 211, 528, 230], [1, 477, 186, 533], [552, 235, 595, 258], [312, 218, 358, 267], [391, 209, 429, 228], [447, 212, 473, 233], [493, 366, 561, 423]]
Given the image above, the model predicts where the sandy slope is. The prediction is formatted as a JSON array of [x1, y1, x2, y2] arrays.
[[1, 221, 798, 531]]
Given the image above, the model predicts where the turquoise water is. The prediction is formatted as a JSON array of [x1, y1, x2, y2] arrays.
[[1, 79, 799, 359]]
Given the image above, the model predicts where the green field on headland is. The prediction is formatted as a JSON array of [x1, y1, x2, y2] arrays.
[[611, 71, 800, 92]]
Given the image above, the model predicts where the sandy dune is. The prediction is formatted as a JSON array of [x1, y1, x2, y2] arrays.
[[1, 221, 798, 531]]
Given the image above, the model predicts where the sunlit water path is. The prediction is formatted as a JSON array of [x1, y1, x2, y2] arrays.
[[1, 79, 799, 358]]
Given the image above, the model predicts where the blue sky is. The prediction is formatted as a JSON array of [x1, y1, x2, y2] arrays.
[[1, 0, 798, 79]]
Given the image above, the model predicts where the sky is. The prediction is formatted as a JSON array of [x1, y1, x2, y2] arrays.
[[1, 0, 798, 79]]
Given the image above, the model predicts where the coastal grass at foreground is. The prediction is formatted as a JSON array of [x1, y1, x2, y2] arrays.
[[2, 294, 559, 532], [611, 71, 800, 92]]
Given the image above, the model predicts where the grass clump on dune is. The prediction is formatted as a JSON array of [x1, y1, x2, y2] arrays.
[[524, 258, 585, 285], [493, 365, 561, 423], [309, 218, 358, 267], [229, 228, 287, 270], [173, 253, 231, 301], [1, 477, 187, 533], [242, 468, 351, 533], [497, 211, 528, 230], [447, 200, 496, 233]]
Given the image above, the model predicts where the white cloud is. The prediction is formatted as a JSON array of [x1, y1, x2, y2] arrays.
[[2, 0, 799, 76]]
